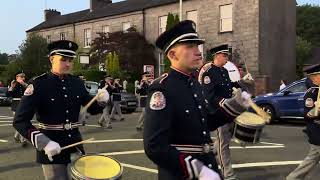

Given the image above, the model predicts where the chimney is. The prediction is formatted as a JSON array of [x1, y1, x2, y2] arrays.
[[90, 0, 112, 12], [44, 9, 61, 21]]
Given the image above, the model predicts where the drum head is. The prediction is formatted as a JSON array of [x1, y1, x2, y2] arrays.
[[236, 112, 265, 126], [223, 61, 241, 82], [72, 155, 122, 180]]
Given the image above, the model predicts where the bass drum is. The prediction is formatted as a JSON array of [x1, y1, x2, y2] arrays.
[[223, 61, 241, 82]]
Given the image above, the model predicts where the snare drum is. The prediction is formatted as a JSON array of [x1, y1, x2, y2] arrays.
[[233, 112, 265, 145], [70, 154, 123, 180]]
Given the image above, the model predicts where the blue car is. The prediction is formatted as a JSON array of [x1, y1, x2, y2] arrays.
[[253, 78, 307, 122]]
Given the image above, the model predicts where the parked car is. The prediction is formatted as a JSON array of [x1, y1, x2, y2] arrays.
[[253, 78, 307, 122], [0, 87, 12, 106], [84, 81, 138, 113]]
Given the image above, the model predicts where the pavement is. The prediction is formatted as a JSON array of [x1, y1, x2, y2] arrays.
[[0, 106, 319, 180]]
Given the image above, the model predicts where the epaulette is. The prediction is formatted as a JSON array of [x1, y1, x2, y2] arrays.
[[151, 73, 169, 85], [198, 63, 212, 82]]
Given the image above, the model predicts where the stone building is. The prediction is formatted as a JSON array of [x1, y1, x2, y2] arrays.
[[27, 0, 296, 94]]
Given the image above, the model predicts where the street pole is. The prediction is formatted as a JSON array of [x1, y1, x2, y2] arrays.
[[179, 0, 182, 21]]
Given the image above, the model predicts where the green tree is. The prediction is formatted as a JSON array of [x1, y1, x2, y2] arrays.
[[163, 13, 180, 73], [0, 53, 9, 65], [296, 36, 312, 78], [90, 27, 156, 81], [18, 34, 49, 79], [105, 51, 121, 77], [297, 5, 320, 47], [0, 34, 49, 83]]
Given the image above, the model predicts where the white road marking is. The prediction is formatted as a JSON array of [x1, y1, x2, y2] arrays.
[[118, 161, 303, 174], [0, 124, 12, 127], [0, 139, 8, 143], [230, 145, 285, 149], [259, 141, 285, 146], [121, 163, 158, 173], [211, 136, 285, 146], [0, 121, 13, 123], [0, 115, 12, 118], [0, 117, 13, 120], [232, 161, 302, 169], [101, 150, 145, 156]]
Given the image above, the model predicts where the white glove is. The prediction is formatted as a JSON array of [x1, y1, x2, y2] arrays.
[[241, 91, 252, 108], [242, 73, 254, 81], [199, 166, 221, 180], [44, 141, 61, 161], [97, 89, 109, 103]]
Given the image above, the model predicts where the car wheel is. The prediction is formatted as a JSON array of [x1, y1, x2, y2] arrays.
[[260, 104, 276, 123]]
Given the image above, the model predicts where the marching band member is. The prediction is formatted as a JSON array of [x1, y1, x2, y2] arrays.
[[198, 44, 253, 180], [144, 20, 251, 180], [13, 40, 108, 180], [7, 72, 28, 146], [287, 64, 320, 180], [136, 72, 151, 131]]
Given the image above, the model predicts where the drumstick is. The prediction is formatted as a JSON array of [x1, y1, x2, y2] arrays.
[[61, 138, 94, 151], [232, 88, 271, 123], [80, 85, 108, 114]]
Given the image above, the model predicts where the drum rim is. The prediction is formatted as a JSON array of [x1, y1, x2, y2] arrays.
[[235, 119, 266, 129], [235, 112, 266, 126], [71, 154, 123, 180]]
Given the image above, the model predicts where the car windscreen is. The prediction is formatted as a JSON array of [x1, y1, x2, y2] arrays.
[[282, 82, 307, 93]]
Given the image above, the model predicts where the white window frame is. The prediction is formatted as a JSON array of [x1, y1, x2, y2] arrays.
[[158, 16, 168, 35], [158, 53, 165, 75], [219, 4, 233, 32], [46, 35, 51, 43], [84, 28, 92, 47], [186, 10, 198, 30], [122, 22, 131, 32], [60, 32, 66, 40], [102, 25, 110, 34]]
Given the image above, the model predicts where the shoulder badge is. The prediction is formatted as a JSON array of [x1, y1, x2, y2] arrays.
[[149, 91, 166, 110], [305, 98, 314, 107], [204, 76, 211, 84], [24, 84, 34, 96]]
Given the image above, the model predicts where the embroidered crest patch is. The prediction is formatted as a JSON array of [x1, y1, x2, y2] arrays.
[[24, 84, 34, 96], [149, 91, 166, 110], [204, 76, 211, 84], [305, 98, 314, 107]]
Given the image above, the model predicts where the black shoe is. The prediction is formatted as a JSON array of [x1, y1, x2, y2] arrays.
[[120, 118, 125, 121], [98, 121, 106, 127], [21, 141, 28, 147], [136, 127, 143, 131], [106, 125, 112, 129], [110, 118, 117, 121]]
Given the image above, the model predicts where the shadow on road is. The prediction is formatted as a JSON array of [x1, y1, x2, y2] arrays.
[[0, 162, 38, 173]]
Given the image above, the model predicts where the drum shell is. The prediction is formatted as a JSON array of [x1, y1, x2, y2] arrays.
[[233, 118, 265, 144], [70, 154, 122, 180]]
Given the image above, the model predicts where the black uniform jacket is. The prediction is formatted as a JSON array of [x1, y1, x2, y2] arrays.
[[304, 82, 320, 145], [144, 67, 236, 179], [13, 72, 104, 164], [198, 62, 240, 114], [7, 82, 27, 111], [137, 81, 149, 108], [112, 83, 123, 101]]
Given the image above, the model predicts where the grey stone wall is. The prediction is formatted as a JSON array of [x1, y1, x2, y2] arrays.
[[259, 0, 296, 92]]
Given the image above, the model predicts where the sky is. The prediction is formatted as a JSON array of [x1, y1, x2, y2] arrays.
[[0, 0, 319, 54]]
